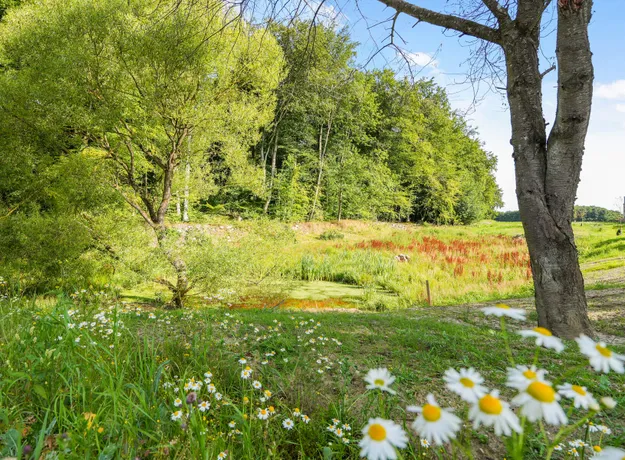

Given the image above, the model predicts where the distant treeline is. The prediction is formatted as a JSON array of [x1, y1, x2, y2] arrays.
[[496, 206, 623, 222]]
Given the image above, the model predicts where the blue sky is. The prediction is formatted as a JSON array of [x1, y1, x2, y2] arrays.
[[312, 0, 625, 211]]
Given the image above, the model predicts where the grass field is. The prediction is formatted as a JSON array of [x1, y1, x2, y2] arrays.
[[1, 292, 624, 459], [175, 219, 625, 310], [1, 220, 625, 459]]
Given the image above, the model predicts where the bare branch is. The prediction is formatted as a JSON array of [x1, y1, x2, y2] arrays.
[[540, 64, 556, 78], [375, 0, 501, 43]]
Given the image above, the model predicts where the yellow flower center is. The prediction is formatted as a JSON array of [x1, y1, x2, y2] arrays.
[[572, 385, 586, 396], [496, 303, 510, 309], [595, 344, 612, 358], [260, 410, 267, 416], [523, 370, 537, 379], [533, 327, 552, 336], [422, 404, 442, 422], [479, 395, 503, 415], [374, 379, 385, 386], [368, 423, 387, 442], [527, 381, 556, 403], [460, 377, 475, 388], [593, 446, 602, 453]]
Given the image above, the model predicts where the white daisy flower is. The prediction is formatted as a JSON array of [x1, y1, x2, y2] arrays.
[[198, 401, 210, 412], [257, 408, 270, 420], [171, 410, 182, 421], [512, 381, 567, 425], [238, 358, 247, 364], [173, 398, 182, 407], [576, 335, 625, 374], [283, 418, 294, 430], [593, 447, 625, 459], [469, 391, 521, 436], [228, 421, 236, 428], [217, 452, 227, 459], [506, 365, 548, 391], [518, 327, 564, 352], [420, 439, 430, 449], [557, 383, 598, 409], [601, 397, 617, 409], [252, 380, 262, 390], [407, 394, 462, 445], [364, 368, 397, 395], [359, 418, 408, 460], [301, 415, 310, 424], [241, 366, 253, 379], [443, 368, 487, 403], [481, 303, 526, 320], [207, 384, 216, 393]]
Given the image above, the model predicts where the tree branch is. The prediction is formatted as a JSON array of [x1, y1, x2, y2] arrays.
[[375, 0, 501, 43], [481, 0, 511, 23]]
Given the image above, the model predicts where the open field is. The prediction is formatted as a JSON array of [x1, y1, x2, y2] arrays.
[[124, 219, 625, 310]]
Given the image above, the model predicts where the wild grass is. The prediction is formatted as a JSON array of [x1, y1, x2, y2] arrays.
[[1, 292, 623, 459]]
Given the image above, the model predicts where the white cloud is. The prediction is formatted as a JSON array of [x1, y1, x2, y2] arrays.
[[304, 1, 348, 26], [595, 80, 625, 100], [402, 50, 439, 69], [616, 103, 625, 113]]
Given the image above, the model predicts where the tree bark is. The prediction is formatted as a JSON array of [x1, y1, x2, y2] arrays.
[[502, 0, 593, 338]]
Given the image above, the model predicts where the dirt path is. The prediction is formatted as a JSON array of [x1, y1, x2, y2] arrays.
[[417, 287, 625, 344]]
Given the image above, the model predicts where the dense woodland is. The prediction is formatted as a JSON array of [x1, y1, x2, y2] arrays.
[[497, 206, 624, 223], [0, 0, 500, 294]]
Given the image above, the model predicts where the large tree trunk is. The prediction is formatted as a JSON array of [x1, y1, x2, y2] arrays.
[[504, 0, 593, 338]]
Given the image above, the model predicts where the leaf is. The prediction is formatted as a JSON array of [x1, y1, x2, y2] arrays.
[[33, 384, 48, 401]]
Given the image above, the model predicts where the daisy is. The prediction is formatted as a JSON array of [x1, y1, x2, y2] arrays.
[[264, 390, 272, 398], [238, 358, 247, 364], [481, 303, 526, 320], [593, 447, 625, 459], [518, 327, 564, 352], [364, 368, 397, 395], [469, 391, 521, 436], [241, 367, 253, 379], [359, 418, 408, 460], [576, 335, 625, 374], [257, 408, 270, 420], [282, 418, 294, 430], [292, 408, 301, 418], [198, 401, 210, 412], [252, 380, 262, 390], [512, 380, 567, 425], [173, 398, 182, 407], [407, 394, 462, 445], [420, 439, 430, 449], [557, 383, 598, 409], [444, 368, 487, 402], [506, 365, 548, 391], [217, 452, 227, 459], [601, 397, 617, 409], [228, 421, 236, 428], [301, 415, 310, 424], [171, 410, 182, 421], [207, 384, 216, 393]]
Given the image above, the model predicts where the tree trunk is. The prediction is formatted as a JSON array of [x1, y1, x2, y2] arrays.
[[504, 0, 593, 338], [309, 118, 332, 221], [155, 226, 189, 309], [263, 128, 278, 213]]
